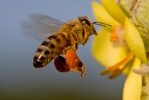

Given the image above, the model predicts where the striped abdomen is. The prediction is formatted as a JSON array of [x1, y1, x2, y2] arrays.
[[33, 32, 68, 68]]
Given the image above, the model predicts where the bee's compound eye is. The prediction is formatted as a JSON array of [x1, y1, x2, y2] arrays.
[[34, 60, 43, 68], [81, 19, 91, 27]]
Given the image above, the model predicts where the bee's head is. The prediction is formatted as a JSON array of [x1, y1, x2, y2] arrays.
[[79, 16, 98, 36]]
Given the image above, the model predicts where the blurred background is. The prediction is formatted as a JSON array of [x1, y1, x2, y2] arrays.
[[0, 0, 126, 100]]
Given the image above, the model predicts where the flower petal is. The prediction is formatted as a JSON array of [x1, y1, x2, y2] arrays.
[[92, 1, 120, 30], [92, 28, 129, 67], [123, 57, 141, 100], [125, 18, 146, 63], [101, 0, 126, 26]]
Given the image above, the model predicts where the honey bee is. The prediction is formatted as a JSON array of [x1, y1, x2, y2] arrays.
[[22, 13, 110, 76]]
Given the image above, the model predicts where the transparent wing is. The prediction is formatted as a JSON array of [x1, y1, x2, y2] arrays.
[[21, 13, 65, 41]]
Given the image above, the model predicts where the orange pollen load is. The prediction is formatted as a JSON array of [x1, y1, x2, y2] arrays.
[[65, 50, 81, 68], [54, 49, 86, 78], [65, 49, 86, 78]]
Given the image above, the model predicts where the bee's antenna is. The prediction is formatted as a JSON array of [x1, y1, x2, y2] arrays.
[[92, 22, 111, 27]]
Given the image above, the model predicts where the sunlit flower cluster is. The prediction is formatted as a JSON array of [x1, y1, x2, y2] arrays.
[[91, 0, 149, 100]]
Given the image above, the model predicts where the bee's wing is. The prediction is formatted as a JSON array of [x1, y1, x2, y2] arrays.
[[21, 13, 65, 41]]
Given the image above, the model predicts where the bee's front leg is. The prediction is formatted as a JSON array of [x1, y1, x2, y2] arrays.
[[82, 26, 90, 45]]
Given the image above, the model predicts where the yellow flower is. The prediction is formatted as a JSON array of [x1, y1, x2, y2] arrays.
[[91, 0, 147, 100]]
